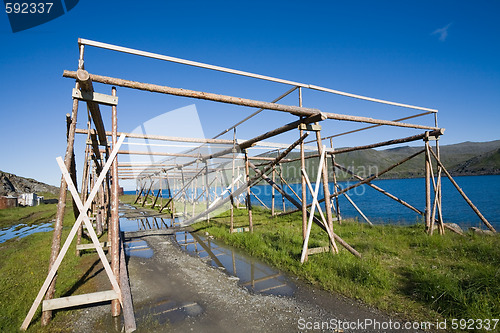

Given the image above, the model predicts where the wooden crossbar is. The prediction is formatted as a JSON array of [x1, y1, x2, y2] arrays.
[[307, 246, 330, 255], [76, 242, 108, 250], [42, 290, 118, 311]]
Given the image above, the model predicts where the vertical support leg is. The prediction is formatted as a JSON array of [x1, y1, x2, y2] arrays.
[[315, 129, 334, 237], [271, 166, 276, 217], [205, 161, 210, 223], [76, 130, 91, 256], [41, 83, 80, 326], [424, 138, 432, 234], [279, 163, 286, 212], [329, 138, 342, 224], [300, 119, 307, 240], [110, 86, 121, 317], [236, 166, 241, 209], [230, 131, 236, 232], [244, 150, 253, 232], [434, 114, 444, 234], [66, 114, 80, 221], [192, 175, 197, 217]]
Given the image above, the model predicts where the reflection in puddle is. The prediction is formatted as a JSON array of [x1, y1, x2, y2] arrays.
[[136, 299, 203, 325], [118, 203, 295, 297], [175, 231, 295, 297], [124, 239, 153, 258], [0, 222, 53, 244]]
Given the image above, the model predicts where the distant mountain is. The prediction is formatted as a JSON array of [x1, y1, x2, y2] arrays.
[[265, 140, 500, 182], [0, 171, 59, 197], [449, 147, 500, 175]]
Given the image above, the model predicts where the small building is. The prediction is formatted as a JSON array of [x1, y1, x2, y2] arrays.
[[18, 193, 38, 207], [0, 196, 18, 209]]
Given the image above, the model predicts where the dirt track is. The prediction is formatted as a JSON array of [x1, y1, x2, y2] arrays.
[[72, 233, 424, 333]]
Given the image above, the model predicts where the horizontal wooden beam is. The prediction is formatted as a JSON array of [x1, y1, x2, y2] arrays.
[[79, 38, 438, 113], [65, 70, 321, 116], [101, 149, 292, 162], [63, 70, 441, 130], [42, 290, 118, 311], [331, 129, 444, 155], [77, 128, 326, 152], [76, 128, 233, 145], [76, 242, 108, 250]]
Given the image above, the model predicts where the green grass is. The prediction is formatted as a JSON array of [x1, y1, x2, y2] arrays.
[[0, 202, 57, 229], [0, 198, 101, 332], [0, 191, 62, 229], [192, 208, 500, 326]]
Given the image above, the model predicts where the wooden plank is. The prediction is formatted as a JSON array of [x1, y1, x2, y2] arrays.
[[76, 242, 108, 250], [123, 228, 189, 238], [119, 232, 137, 333], [42, 290, 118, 311], [72, 88, 118, 106], [232, 227, 250, 233], [307, 246, 330, 255], [298, 123, 321, 131]]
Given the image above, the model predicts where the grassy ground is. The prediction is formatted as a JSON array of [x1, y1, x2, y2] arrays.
[[0, 191, 60, 229], [191, 207, 500, 326], [0, 196, 104, 332], [0, 203, 57, 229]]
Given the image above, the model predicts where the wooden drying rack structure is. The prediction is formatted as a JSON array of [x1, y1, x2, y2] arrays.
[[21, 38, 496, 331]]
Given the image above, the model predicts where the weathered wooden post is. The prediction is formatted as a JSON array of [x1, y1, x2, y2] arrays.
[[192, 174, 197, 217], [41, 81, 80, 326], [110, 86, 121, 317], [271, 166, 276, 216], [76, 139, 90, 256], [244, 150, 253, 232], [329, 138, 342, 223], [424, 135, 432, 233], [230, 130, 236, 232], [299, 110, 307, 240], [279, 163, 286, 212], [205, 161, 210, 222]]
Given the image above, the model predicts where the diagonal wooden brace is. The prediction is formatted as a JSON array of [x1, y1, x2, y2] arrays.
[[21, 134, 126, 331]]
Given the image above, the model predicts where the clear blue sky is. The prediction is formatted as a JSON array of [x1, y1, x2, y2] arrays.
[[1, 1, 499, 187]]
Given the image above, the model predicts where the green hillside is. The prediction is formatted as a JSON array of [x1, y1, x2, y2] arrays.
[[264, 140, 500, 182]]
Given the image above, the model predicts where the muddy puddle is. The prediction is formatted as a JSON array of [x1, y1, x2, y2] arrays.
[[0, 221, 53, 244], [175, 231, 295, 297], [119, 203, 295, 297]]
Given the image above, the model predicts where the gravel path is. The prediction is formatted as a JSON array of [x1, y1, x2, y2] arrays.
[[71, 233, 425, 332]]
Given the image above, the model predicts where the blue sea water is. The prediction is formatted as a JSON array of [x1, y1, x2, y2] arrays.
[[127, 175, 500, 230]]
